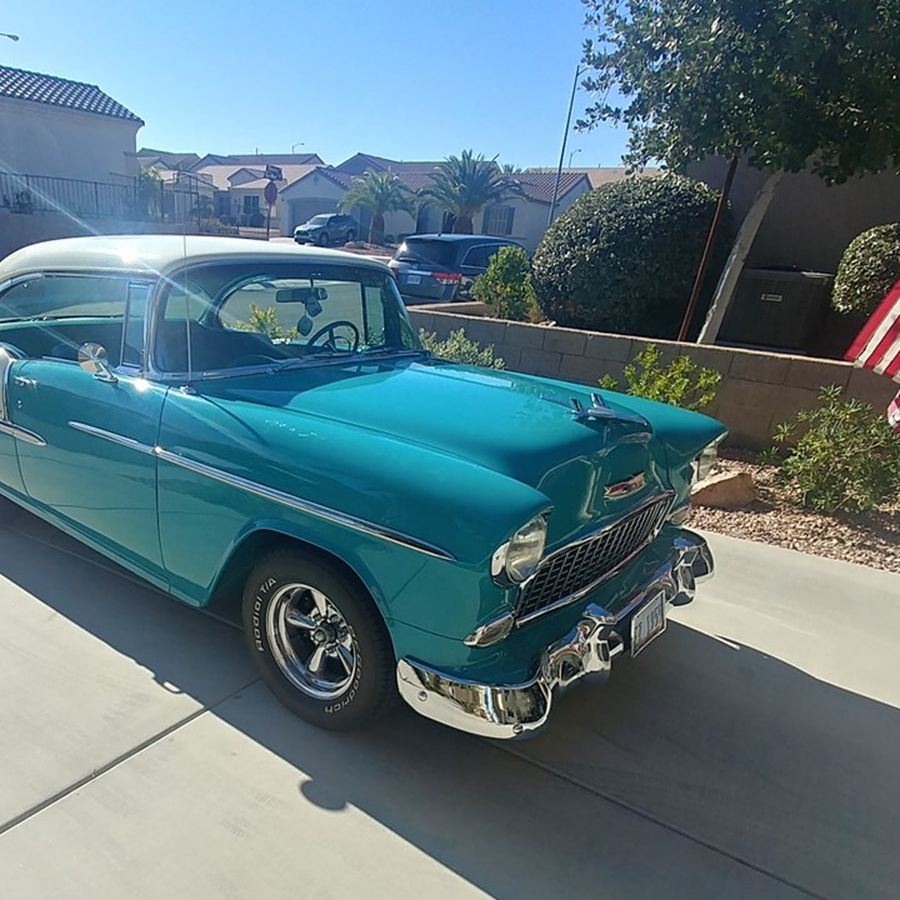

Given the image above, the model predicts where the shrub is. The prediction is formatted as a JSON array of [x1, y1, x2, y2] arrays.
[[472, 245, 540, 322], [598, 343, 721, 411], [771, 385, 900, 513], [832, 223, 900, 316], [418, 328, 505, 369], [531, 174, 727, 337]]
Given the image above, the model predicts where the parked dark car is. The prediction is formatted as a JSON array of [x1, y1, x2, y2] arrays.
[[294, 214, 359, 246], [388, 234, 523, 302]]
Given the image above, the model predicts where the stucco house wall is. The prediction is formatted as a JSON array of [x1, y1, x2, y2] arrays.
[[687, 158, 900, 274], [0, 96, 140, 183], [279, 173, 347, 235]]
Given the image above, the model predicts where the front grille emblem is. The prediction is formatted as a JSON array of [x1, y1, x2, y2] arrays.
[[604, 472, 646, 500]]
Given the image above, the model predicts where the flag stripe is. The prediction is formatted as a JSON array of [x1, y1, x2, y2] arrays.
[[860, 301, 900, 368], [846, 279, 900, 364], [881, 338, 900, 378]]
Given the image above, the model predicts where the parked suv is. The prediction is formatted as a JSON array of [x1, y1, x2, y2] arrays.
[[293, 214, 359, 246], [388, 234, 523, 302]]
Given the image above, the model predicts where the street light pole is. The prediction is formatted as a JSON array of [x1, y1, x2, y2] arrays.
[[568, 148, 582, 167], [547, 65, 585, 228], [291, 142, 304, 153]]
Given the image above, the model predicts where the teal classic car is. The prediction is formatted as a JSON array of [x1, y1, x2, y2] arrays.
[[0, 236, 725, 738]]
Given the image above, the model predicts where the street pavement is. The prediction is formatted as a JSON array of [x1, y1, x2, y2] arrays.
[[1, 495, 898, 899]]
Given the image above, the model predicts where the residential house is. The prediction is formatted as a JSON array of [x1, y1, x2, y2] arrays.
[[0, 64, 142, 185], [279, 154, 593, 249]]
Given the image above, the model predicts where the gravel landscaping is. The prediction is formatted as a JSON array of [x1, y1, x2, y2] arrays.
[[690, 453, 900, 574]]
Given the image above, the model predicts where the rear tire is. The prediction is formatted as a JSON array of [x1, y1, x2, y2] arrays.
[[242, 548, 396, 730], [346, 229, 356, 243], [317, 231, 329, 246]]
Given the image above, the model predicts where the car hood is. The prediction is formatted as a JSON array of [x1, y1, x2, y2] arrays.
[[295, 224, 323, 232], [203, 358, 717, 545]]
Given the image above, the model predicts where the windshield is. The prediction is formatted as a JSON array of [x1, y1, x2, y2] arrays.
[[154, 261, 421, 376], [305, 215, 331, 226], [395, 238, 457, 267]]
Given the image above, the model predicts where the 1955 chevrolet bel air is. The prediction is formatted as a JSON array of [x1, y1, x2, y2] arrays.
[[0, 236, 725, 738]]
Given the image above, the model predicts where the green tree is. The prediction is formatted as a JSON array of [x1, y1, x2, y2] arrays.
[[579, 0, 900, 341], [340, 171, 414, 244], [136, 166, 162, 219], [420, 150, 520, 234], [832, 224, 900, 316]]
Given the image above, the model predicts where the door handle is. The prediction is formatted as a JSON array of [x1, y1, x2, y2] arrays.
[[13, 376, 38, 388]]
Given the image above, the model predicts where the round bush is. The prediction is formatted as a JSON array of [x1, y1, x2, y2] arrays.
[[832, 223, 900, 316], [531, 174, 726, 337]]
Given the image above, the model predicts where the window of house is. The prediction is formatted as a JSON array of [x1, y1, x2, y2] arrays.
[[243, 195, 260, 215], [216, 193, 231, 218], [483, 205, 515, 236]]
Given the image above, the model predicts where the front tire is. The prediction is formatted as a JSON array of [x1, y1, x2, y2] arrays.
[[317, 231, 329, 246], [242, 549, 396, 730]]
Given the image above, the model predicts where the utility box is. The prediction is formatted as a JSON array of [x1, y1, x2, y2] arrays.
[[719, 268, 833, 352]]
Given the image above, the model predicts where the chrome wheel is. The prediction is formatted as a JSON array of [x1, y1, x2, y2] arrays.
[[266, 582, 358, 700]]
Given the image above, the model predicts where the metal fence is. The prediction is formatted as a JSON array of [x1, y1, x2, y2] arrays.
[[0, 171, 200, 223]]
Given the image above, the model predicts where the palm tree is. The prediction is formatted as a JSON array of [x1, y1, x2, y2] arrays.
[[340, 171, 414, 244], [419, 150, 521, 234]]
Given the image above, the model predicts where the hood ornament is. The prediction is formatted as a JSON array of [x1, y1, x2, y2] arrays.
[[571, 393, 645, 425]]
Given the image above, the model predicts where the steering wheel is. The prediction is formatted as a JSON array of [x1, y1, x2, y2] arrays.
[[306, 320, 360, 353]]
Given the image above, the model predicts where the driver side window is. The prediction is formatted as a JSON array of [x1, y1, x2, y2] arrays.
[[0, 274, 148, 367]]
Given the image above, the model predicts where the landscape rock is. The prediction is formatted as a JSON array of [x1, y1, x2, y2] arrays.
[[691, 471, 757, 509]]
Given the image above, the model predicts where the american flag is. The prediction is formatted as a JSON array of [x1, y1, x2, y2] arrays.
[[845, 277, 900, 432]]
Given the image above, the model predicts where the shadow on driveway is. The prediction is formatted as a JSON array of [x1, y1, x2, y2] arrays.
[[1, 497, 898, 899]]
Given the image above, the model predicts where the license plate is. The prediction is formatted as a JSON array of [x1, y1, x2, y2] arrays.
[[406, 274, 421, 285], [631, 591, 666, 656]]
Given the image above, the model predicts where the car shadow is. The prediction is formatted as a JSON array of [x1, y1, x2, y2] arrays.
[[2, 497, 898, 899]]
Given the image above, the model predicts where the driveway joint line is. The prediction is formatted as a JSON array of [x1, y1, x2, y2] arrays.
[[0, 676, 261, 839], [490, 742, 829, 900]]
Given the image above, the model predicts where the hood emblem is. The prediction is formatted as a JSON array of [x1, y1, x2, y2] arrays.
[[604, 472, 646, 500], [570, 393, 647, 426]]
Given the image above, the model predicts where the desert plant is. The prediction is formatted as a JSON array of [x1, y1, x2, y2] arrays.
[[598, 343, 721, 411], [531, 174, 727, 337], [136, 166, 162, 218], [419, 328, 505, 369], [832, 224, 900, 316], [770, 385, 900, 513], [233, 304, 298, 341], [472, 245, 539, 322], [341, 171, 414, 244], [419, 151, 520, 234]]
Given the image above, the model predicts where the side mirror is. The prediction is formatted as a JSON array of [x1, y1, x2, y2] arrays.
[[78, 342, 117, 383]]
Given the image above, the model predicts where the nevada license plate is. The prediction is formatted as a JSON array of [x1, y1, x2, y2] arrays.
[[631, 591, 666, 656], [406, 274, 421, 285]]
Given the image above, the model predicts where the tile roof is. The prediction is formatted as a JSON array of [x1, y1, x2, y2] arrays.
[[524, 166, 662, 189], [0, 64, 143, 123], [194, 163, 318, 191], [514, 170, 590, 203]]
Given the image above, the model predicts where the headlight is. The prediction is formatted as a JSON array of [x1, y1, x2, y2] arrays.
[[691, 436, 723, 483], [492, 515, 548, 584]]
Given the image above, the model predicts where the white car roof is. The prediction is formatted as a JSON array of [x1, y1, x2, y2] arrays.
[[0, 235, 389, 281]]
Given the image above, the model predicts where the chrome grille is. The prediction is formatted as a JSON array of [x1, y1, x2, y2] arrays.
[[516, 493, 673, 621]]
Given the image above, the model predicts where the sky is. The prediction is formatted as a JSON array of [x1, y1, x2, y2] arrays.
[[1, 0, 631, 168]]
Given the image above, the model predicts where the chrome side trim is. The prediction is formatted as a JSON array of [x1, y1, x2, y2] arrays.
[[155, 448, 456, 562], [67, 420, 454, 560], [515, 491, 675, 626], [398, 530, 714, 739], [68, 421, 156, 455], [0, 420, 46, 447]]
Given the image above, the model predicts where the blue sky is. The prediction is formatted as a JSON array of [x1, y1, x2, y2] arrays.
[[1, 0, 630, 168]]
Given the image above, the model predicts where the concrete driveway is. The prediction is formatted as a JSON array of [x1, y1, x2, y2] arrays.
[[1, 496, 898, 900]]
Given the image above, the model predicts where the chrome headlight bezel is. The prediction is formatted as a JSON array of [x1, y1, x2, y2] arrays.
[[491, 514, 549, 585], [691, 434, 725, 484]]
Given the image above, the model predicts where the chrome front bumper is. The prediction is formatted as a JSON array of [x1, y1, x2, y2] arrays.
[[396, 531, 713, 739]]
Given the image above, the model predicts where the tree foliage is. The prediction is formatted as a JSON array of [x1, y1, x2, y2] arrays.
[[832, 223, 900, 315], [420, 151, 520, 233], [531, 173, 726, 335], [472, 245, 539, 322], [341, 171, 414, 243], [579, 0, 900, 182]]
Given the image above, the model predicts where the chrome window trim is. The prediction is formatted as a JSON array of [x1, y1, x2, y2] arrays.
[[0, 420, 46, 447], [67, 421, 455, 562], [514, 491, 676, 626]]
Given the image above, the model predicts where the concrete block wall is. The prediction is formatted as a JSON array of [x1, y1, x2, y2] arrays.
[[408, 309, 898, 449]]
